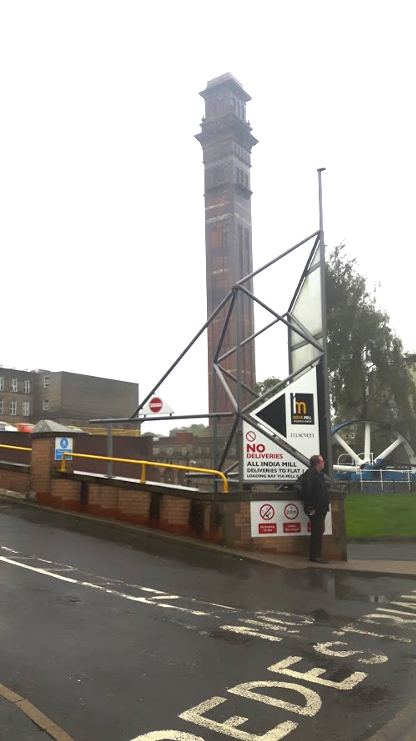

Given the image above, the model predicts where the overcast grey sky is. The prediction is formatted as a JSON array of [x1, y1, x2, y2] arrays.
[[1, 1, 415, 433]]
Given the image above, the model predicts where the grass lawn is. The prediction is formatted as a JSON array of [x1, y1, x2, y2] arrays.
[[346, 492, 416, 539]]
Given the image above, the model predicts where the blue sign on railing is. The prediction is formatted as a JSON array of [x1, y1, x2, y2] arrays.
[[54, 436, 73, 461]]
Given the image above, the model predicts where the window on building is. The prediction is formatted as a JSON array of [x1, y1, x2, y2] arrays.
[[0, 399, 3, 414], [11, 378, 18, 392], [10, 399, 17, 415], [43, 376, 50, 388], [43, 400, 49, 411], [236, 167, 240, 182], [24, 379, 31, 393], [23, 401, 30, 417], [245, 173, 249, 187], [0, 377, 4, 391]]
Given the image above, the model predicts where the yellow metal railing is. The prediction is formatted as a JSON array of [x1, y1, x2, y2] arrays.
[[60, 452, 229, 493], [0, 443, 31, 452]]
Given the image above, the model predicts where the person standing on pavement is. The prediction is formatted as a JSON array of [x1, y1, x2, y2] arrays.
[[303, 454, 330, 563]]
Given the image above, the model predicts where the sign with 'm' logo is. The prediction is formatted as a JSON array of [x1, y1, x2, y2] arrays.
[[290, 393, 314, 425]]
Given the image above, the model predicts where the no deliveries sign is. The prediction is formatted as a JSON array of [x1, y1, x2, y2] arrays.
[[250, 500, 332, 538]]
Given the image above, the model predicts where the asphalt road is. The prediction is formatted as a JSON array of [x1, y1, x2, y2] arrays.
[[0, 499, 416, 741]]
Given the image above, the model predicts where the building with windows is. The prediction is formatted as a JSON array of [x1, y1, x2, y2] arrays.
[[0, 367, 138, 428]]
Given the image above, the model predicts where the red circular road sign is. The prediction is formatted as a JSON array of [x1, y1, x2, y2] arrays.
[[149, 397, 163, 413], [284, 503, 299, 520], [246, 430, 256, 442], [260, 503, 275, 521]]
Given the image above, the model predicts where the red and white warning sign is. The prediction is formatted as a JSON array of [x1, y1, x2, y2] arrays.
[[250, 500, 332, 538], [140, 396, 174, 416], [149, 397, 163, 413]]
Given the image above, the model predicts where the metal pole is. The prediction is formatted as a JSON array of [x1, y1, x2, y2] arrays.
[[317, 167, 334, 482], [218, 417, 239, 471], [235, 287, 244, 485], [212, 359, 218, 494], [236, 231, 319, 286], [214, 290, 236, 362], [217, 365, 258, 400], [91, 412, 234, 424], [218, 315, 283, 363], [238, 284, 324, 352], [107, 423, 113, 478], [130, 290, 233, 418], [214, 365, 238, 410]]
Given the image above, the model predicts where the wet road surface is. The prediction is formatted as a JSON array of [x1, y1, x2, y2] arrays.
[[0, 499, 415, 741]]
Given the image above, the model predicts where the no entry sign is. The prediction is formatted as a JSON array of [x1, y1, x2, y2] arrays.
[[140, 395, 174, 416], [149, 397, 163, 413]]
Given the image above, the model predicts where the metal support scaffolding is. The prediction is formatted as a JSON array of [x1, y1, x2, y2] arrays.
[[91, 171, 332, 489]]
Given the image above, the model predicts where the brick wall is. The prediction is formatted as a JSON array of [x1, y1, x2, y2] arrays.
[[221, 499, 345, 560], [29, 437, 56, 497], [0, 464, 30, 494], [0, 430, 347, 560], [159, 495, 191, 535]]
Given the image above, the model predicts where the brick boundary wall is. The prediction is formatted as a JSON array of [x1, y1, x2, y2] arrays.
[[0, 461, 30, 494], [1, 431, 347, 560]]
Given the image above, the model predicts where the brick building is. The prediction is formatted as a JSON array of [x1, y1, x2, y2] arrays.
[[0, 366, 138, 428], [152, 430, 237, 474], [195, 73, 258, 414]]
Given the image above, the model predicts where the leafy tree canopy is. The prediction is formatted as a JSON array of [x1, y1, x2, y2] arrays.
[[326, 245, 415, 446], [169, 423, 207, 437], [256, 245, 416, 446]]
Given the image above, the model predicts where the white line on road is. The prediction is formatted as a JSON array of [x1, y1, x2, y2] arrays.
[[0, 556, 210, 616]]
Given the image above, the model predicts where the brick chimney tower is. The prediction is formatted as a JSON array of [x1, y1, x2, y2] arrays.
[[195, 73, 258, 415]]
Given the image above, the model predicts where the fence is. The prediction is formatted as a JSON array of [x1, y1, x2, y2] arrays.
[[345, 469, 415, 494]]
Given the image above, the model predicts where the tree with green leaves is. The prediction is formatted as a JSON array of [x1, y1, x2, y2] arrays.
[[254, 376, 280, 397], [326, 244, 416, 446], [256, 245, 416, 447], [169, 423, 207, 437]]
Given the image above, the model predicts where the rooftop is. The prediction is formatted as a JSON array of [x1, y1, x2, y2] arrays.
[[199, 72, 251, 102]]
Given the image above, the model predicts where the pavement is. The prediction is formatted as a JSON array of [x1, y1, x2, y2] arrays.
[[0, 495, 416, 741]]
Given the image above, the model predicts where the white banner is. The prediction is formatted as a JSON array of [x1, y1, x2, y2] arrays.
[[250, 500, 332, 538]]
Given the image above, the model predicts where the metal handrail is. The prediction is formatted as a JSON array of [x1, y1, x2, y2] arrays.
[[60, 452, 229, 493], [0, 443, 31, 452]]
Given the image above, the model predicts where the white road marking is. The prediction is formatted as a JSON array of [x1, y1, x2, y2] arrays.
[[0, 556, 210, 617], [240, 619, 300, 634], [131, 733, 206, 740], [179, 696, 297, 740], [378, 606, 416, 617], [220, 626, 283, 642], [268, 656, 367, 690], [0, 544, 239, 616], [0, 556, 78, 584], [364, 611, 416, 626], [388, 601, 416, 611], [333, 624, 411, 643], [228, 680, 322, 716], [257, 611, 314, 626], [314, 641, 388, 664]]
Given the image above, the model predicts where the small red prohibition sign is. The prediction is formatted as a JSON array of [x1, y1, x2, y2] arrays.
[[284, 503, 299, 520], [246, 430, 256, 442], [260, 503, 275, 521], [149, 397, 163, 413]]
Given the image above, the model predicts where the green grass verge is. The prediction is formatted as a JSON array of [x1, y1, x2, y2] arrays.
[[346, 492, 416, 538]]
